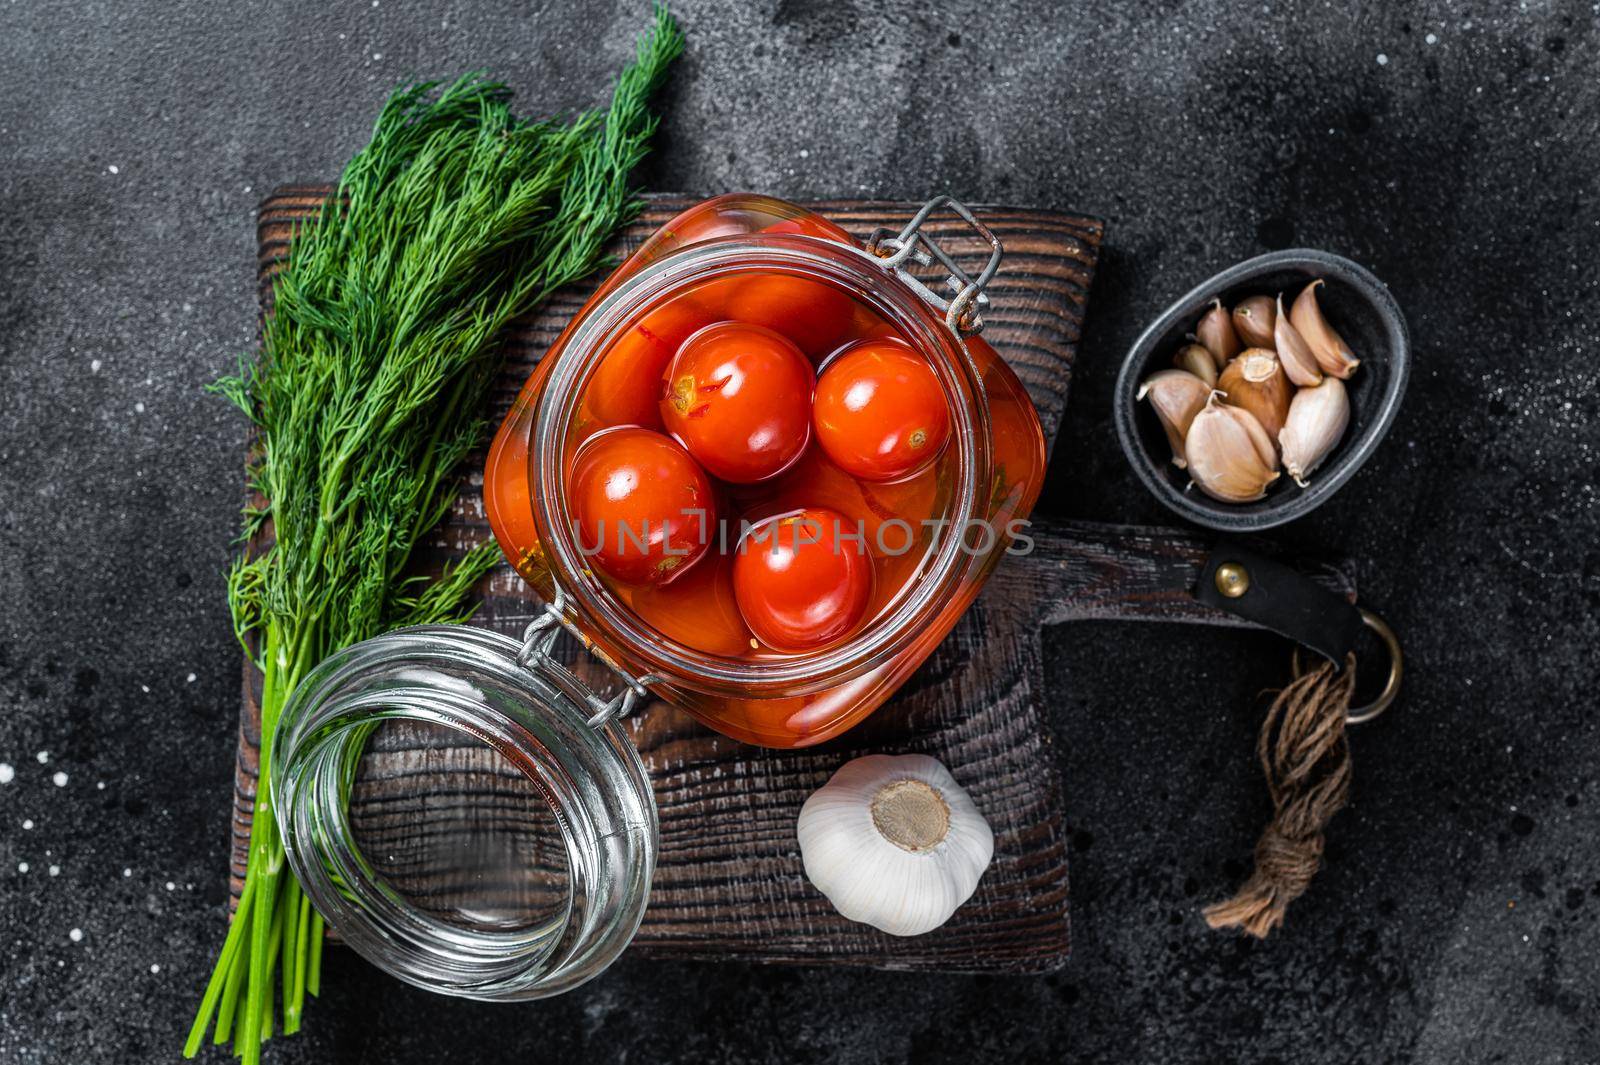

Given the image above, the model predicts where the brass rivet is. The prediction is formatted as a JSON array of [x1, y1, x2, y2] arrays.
[[1215, 562, 1250, 599]]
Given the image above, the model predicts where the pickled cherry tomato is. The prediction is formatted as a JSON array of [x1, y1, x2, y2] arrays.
[[813, 342, 951, 481], [569, 427, 714, 586], [660, 322, 815, 484], [734, 507, 873, 651], [583, 300, 707, 432], [719, 272, 854, 356]]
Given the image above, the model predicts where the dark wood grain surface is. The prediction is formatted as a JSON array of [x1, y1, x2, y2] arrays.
[[230, 190, 1351, 973]]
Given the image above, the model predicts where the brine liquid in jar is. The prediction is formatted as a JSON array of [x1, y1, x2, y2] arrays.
[[563, 264, 959, 664]]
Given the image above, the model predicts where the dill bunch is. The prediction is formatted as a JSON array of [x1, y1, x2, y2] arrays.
[[184, 10, 682, 1061]]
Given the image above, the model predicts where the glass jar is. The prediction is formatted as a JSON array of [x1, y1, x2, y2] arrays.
[[483, 195, 1047, 748], [273, 626, 656, 1000]]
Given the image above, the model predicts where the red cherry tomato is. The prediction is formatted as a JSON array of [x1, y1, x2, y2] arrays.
[[717, 271, 854, 356], [733, 507, 873, 651], [660, 322, 815, 484], [569, 427, 715, 586], [813, 342, 951, 481], [583, 299, 707, 432]]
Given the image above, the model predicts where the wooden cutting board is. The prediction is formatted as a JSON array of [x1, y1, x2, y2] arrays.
[[229, 191, 1354, 973]]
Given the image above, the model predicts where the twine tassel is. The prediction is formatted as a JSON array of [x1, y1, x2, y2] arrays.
[[1204, 653, 1357, 938]]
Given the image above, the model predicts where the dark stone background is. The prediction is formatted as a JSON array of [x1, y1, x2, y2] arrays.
[[2, 1, 1596, 1061]]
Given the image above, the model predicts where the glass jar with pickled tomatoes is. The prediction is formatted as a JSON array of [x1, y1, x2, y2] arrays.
[[483, 195, 1046, 748]]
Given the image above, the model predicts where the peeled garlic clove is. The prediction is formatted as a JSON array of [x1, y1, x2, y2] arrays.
[[1231, 295, 1277, 349], [1216, 347, 1292, 443], [1137, 369, 1212, 469], [1289, 280, 1359, 379], [1185, 394, 1281, 503], [1173, 343, 1219, 388], [1273, 293, 1323, 387], [1195, 299, 1239, 369], [798, 753, 994, 937], [1279, 376, 1350, 487]]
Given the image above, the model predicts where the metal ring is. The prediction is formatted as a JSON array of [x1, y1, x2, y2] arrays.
[[1291, 608, 1403, 725], [516, 588, 658, 728], [862, 195, 1003, 337]]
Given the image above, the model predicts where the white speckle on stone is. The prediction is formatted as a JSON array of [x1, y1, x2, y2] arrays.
[[96, 781, 105, 790], [186, 673, 197, 684], [70, 928, 83, 942], [36, 751, 49, 764], [150, 963, 161, 974], [52, 771, 68, 787], [0, 764, 13, 784], [90, 359, 102, 373], [1376, 53, 1388, 66], [799, 148, 810, 159], [18, 862, 28, 873], [1425, 32, 1438, 44], [23, 819, 34, 830], [134, 402, 145, 414], [123, 867, 132, 878], [108, 164, 119, 174], [140, 685, 150, 693], [49, 864, 60, 876], [165, 881, 176, 891]]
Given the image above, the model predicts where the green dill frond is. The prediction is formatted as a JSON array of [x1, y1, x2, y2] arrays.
[[190, 9, 682, 1061]]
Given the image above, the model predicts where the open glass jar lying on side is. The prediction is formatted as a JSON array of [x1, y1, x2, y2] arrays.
[[275, 195, 1047, 1001]]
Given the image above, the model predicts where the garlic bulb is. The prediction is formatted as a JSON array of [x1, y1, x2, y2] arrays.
[[1138, 369, 1212, 468], [1279, 376, 1350, 486], [1289, 280, 1360, 379], [1217, 347, 1291, 442], [798, 753, 994, 937], [1185, 393, 1281, 503]]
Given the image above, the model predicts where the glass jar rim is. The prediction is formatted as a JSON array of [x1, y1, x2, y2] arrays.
[[272, 625, 656, 1000], [529, 235, 995, 695]]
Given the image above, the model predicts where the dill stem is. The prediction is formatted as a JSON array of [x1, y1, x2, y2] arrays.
[[290, 891, 312, 1026], [307, 911, 324, 997], [181, 875, 255, 1057], [214, 903, 250, 1044], [240, 619, 285, 1065], [280, 870, 300, 1034]]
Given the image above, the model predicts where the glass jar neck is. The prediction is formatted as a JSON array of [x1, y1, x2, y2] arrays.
[[272, 627, 656, 1000], [530, 235, 994, 697]]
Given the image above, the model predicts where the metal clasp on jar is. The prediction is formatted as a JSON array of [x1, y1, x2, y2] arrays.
[[517, 588, 660, 727], [864, 196, 1004, 337]]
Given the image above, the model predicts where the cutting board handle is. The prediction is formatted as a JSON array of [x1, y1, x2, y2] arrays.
[[996, 516, 1356, 629]]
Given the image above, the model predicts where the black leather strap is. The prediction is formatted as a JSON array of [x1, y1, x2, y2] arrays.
[[1194, 539, 1362, 667]]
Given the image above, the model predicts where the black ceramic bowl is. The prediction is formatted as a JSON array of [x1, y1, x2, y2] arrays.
[[1113, 249, 1409, 531]]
